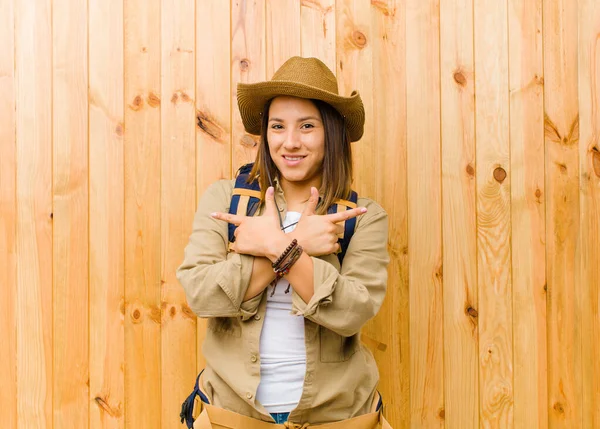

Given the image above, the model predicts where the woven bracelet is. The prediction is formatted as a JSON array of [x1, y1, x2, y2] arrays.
[[272, 239, 298, 270]]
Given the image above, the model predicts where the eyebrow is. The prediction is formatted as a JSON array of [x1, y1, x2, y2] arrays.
[[268, 116, 322, 123]]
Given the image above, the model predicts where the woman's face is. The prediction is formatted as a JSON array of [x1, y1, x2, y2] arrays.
[[267, 96, 325, 190]]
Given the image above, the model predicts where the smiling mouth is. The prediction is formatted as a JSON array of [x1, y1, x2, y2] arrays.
[[283, 155, 306, 161]]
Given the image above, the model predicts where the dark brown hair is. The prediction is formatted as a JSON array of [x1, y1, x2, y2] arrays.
[[248, 98, 353, 215]]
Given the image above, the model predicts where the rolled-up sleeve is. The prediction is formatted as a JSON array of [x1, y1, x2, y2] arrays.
[[177, 180, 259, 319], [291, 204, 389, 337]]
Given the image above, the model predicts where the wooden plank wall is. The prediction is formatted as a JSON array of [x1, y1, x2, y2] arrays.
[[1, 1, 599, 428]]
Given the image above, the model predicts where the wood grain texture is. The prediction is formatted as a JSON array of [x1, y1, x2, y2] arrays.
[[578, 0, 600, 426], [336, 0, 375, 196], [508, 0, 547, 427], [52, 0, 89, 425], [231, 0, 266, 173], [543, 0, 582, 427], [0, 0, 17, 426], [195, 0, 232, 372], [405, 0, 444, 426], [123, 0, 162, 426], [266, 0, 300, 77], [439, 0, 479, 427], [15, 0, 53, 426], [88, 0, 125, 425], [367, 0, 409, 426], [474, 0, 514, 426], [300, 0, 336, 71], [160, 0, 198, 426]]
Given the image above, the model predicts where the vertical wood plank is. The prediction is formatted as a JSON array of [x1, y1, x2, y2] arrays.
[[89, 0, 125, 425], [195, 0, 232, 373], [161, 0, 197, 426], [52, 0, 89, 425], [439, 0, 479, 427], [266, 0, 300, 77], [123, 0, 162, 426], [0, 0, 17, 426], [336, 0, 375, 196], [508, 0, 547, 427], [15, 0, 53, 426], [405, 0, 444, 426], [474, 0, 514, 426], [543, 0, 582, 427], [300, 0, 335, 71], [367, 1, 409, 427], [231, 0, 266, 173], [578, 0, 600, 426]]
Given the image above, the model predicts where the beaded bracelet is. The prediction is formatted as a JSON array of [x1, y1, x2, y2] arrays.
[[272, 239, 298, 270], [269, 241, 303, 296]]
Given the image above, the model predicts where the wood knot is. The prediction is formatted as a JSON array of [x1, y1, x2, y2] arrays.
[[197, 111, 224, 141], [453, 70, 467, 87], [438, 408, 445, 419], [543, 283, 548, 292], [240, 59, 250, 71], [535, 188, 542, 198], [180, 92, 192, 103], [131, 308, 142, 323], [49, 212, 54, 219], [147, 92, 160, 107], [466, 306, 478, 318], [115, 123, 124, 137], [493, 167, 507, 184], [241, 134, 258, 148], [592, 146, 600, 178], [556, 162, 567, 174], [149, 305, 161, 324], [94, 396, 123, 417], [553, 402, 565, 414], [352, 30, 367, 48], [171, 93, 179, 103], [181, 303, 196, 320], [129, 95, 143, 111], [141, 46, 147, 53], [169, 306, 177, 318], [466, 163, 475, 176]]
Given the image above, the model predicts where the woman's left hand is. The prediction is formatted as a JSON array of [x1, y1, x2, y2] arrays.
[[210, 187, 286, 258]]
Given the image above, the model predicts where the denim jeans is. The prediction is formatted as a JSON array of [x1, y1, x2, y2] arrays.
[[270, 412, 290, 424]]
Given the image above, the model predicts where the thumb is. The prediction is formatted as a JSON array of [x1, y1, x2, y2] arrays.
[[264, 187, 278, 217], [303, 187, 319, 216]]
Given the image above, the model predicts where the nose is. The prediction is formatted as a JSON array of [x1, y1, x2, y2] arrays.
[[282, 129, 301, 150]]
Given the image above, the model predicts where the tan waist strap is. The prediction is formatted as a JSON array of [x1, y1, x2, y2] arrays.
[[193, 402, 392, 429]]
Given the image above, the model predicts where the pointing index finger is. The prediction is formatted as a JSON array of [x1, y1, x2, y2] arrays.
[[211, 212, 243, 226], [325, 207, 367, 223]]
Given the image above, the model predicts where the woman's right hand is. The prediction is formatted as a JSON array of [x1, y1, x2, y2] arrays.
[[291, 187, 367, 257]]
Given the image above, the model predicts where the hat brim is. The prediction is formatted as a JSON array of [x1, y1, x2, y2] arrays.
[[237, 81, 365, 142]]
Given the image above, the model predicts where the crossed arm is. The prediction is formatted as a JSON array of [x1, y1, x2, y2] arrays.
[[210, 186, 367, 304]]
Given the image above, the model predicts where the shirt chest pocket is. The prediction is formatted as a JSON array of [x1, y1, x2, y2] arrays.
[[319, 326, 360, 363]]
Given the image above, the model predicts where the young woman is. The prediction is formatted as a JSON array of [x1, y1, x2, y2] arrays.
[[177, 56, 390, 428]]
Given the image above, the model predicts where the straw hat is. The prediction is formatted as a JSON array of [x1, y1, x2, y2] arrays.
[[237, 56, 365, 142]]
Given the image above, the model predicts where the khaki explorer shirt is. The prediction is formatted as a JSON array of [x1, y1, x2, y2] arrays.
[[177, 179, 389, 425]]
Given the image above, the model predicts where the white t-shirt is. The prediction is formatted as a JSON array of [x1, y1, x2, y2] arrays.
[[256, 211, 307, 413]]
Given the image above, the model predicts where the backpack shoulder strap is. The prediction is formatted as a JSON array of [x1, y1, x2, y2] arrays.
[[327, 190, 359, 265], [228, 163, 261, 249]]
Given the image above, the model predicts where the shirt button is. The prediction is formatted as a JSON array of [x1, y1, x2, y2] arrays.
[[246, 392, 253, 399], [250, 354, 258, 363], [254, 314, 261, 320]]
